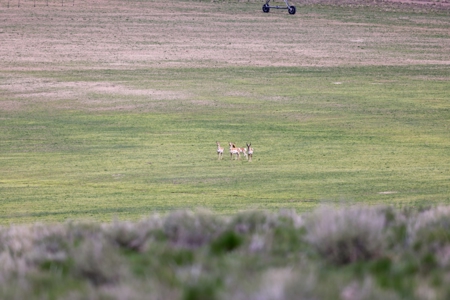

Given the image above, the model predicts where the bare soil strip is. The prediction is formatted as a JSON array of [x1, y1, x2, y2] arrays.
[[1, 0, 449, 71]]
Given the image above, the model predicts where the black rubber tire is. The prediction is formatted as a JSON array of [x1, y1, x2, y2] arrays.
[[262, 4, 270, 13], [288, 5, 296, 15]]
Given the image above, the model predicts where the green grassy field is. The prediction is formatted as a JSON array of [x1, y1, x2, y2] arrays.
[[0, 0, 449, 224], [2, 65, 448, 224]]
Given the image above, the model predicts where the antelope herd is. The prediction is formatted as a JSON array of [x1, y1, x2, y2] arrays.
[[216, 142, 254, 161]]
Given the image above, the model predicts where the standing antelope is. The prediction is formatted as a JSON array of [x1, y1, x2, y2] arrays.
[[235, 144, 248, 159], [216, 142, 224, 160], [246, 143, 254, 162], [229, 142, 240, 160]]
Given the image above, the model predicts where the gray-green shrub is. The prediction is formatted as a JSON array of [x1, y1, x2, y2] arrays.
[[304, 206, 387, 264], [2, 206, 450, 299]]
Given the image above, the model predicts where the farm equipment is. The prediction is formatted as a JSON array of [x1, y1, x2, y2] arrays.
[[262, 0, 296, 14]]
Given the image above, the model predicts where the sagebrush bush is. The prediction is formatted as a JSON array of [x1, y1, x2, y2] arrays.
[[408, 206, 450, 244], [72, 236, 125, 286], [163, 209, 225, 248], [406, 206, 450, 271], [227, 210, 278, 234], [304, 206, 387, 264], [276, 209, 304, 229], [105, 219, 158, 252], [2, 206, 450, 299], [338, 278, 402, 300]]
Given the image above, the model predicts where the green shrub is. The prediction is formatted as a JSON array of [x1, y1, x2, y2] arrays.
[[183, 278, 222, 300], [210, 231, 243, 255]]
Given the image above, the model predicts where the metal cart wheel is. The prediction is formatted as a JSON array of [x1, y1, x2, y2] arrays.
[[288, 5, 296, 14], [262, 4, 270, 13]]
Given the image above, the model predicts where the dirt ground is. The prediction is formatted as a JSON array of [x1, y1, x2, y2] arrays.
[[1, 0, 448, 69], [300, 0, 449, 7], [0, 0, 448, 111]]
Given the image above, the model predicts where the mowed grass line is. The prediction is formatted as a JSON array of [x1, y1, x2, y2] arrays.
[[1, 65, 449, 224]]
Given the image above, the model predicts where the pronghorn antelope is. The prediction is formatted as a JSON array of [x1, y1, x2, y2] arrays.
[[235, 144, 248, 159], [246, 143, 254, 161], [216, 142, 224, 160], [229, 142, 240, 160]]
